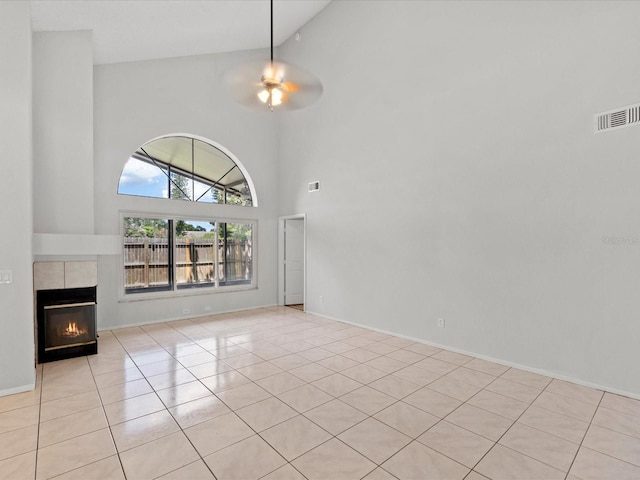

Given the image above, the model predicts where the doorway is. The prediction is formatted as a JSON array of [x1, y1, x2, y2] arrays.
[[278, 214, 306, 310]]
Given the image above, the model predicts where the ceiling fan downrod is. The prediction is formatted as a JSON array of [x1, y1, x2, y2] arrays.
[[225, 0, 322, 112], [257, 0, 283, 112]]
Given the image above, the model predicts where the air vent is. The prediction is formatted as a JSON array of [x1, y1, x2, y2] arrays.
[[629, 105, 640, 125], [595, 102, 640, 133]]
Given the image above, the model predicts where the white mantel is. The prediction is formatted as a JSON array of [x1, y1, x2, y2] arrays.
[[33, 234, 121, 256]]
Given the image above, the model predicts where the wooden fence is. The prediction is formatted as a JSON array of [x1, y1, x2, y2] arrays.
[[124, 237, 252, 289]]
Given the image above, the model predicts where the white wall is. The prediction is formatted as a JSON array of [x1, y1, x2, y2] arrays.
[[93, 50, 281, 329], [33, 31, 94, 235], [278, 1, 640, 396], [0, 1, 35, 395]]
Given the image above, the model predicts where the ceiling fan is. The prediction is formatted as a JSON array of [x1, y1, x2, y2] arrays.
[[226, 0, 323, 112]]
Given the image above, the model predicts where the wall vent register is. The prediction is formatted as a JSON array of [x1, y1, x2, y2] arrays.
[[594, 102, 640, 133]]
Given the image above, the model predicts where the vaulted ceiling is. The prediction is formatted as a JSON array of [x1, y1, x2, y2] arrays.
[[30, 0, 332, 64]]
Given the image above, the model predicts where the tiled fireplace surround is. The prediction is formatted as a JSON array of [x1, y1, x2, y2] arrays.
[[33, 262, 98, 364], [33, 262, 97, 293]]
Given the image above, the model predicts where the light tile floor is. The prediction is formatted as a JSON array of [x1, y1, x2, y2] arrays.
[[1, 306, 639, 479]]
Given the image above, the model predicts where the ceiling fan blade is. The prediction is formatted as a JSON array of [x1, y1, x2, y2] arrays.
[[225, 60, 322, 112], [282, 81, 301, 93]]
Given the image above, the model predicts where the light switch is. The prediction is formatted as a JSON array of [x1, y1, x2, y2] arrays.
[[0, 270, 12, 284]]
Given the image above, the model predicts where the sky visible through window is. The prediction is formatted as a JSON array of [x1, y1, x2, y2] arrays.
[[117, 135, 254, 213], [118, 158, 168, 198], [119, 158, 215, 230], [119, 157, 219, 203]]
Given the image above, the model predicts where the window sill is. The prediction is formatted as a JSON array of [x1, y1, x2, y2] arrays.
[[118, 283, 257, 303]]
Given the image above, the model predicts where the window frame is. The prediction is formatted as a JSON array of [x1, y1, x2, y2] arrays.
[[119, 212, 257, 301], [117, 134, 258, 207]]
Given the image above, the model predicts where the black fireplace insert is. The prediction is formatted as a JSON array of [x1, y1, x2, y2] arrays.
[[36, 286, 97, 363]]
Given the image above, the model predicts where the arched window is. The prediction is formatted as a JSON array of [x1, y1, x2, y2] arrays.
[[118, 135, 257, 296], [118, 135, 255, 206]]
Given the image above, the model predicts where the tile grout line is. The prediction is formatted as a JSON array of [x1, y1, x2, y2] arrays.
[[160, 316, 401, 478], [94, 329, 132, 480], [34, 364, 44, 480], [33, 315, 360, 477], [441, 363, 551, 478], [562, 391, 604, 480], [205, 325, 453, 477], [126, 321, 220, 480], [396, 359, 493, 477], [468, 375, 596, 479], [39, 325, 489, 478], [246, 342, 454, 476], [36, 357, 117, 480], [163, 317, 412, 478], [148, 316, 311, 479]]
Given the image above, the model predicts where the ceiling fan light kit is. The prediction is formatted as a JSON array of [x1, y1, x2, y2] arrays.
[[258, 75, 284, 110], [226, 0, 322, 112]]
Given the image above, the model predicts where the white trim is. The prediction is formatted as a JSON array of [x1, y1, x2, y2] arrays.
[[98, 303, 278, 331], [278, 214, 306, 309], [307, 310, 640, 401], [0, 382, 36, 398]]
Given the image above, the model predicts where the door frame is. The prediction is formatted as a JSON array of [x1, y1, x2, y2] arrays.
[[278, 213, 306, 309]]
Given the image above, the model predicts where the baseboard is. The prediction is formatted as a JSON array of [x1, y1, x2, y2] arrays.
[[98, 303, 279, 332], [0, 382, 36, 398], [307, 310, 640, 401]]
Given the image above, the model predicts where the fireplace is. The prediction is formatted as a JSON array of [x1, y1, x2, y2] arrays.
[[36, 286, 97, 363]]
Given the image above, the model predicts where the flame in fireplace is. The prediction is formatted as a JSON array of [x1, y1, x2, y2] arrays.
[[63, 321, 87, 338]]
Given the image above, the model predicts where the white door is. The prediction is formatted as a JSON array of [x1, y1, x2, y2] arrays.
[[284, 218, 304, 306]]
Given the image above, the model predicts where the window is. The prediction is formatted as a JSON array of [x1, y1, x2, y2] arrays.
[[119, 135, 256, 297], [118, 135, 255, 206], [123, 216, 254, 295]]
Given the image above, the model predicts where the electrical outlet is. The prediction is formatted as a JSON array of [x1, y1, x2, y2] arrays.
[[437, 318, 445, 328], [204, 306, 212, 312], [320, 295, 324, 304], [182, 308, 190, 315], [0, 270, 12, 284]]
